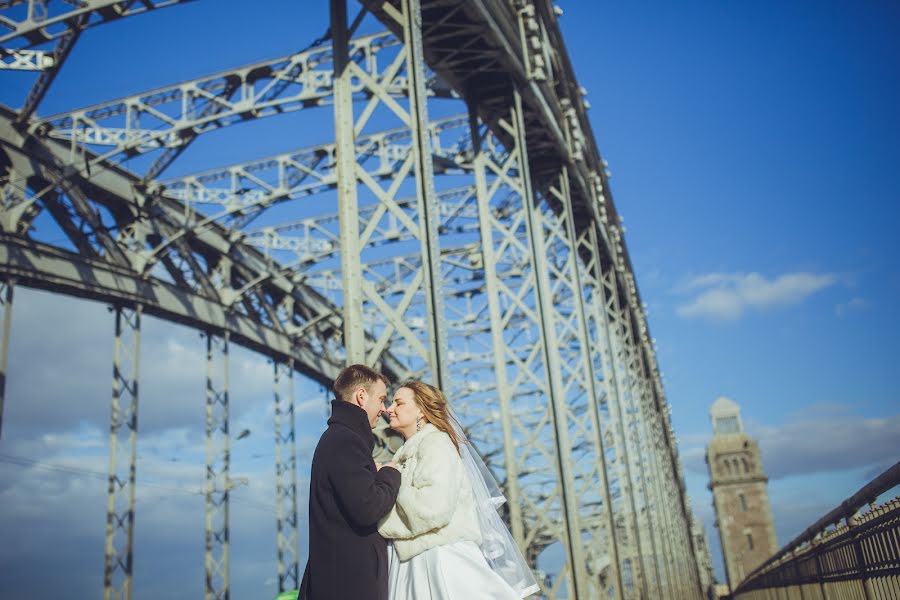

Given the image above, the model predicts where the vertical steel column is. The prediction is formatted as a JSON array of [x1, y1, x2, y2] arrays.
[[472, 127, 524, 547], [619, 306, 670, 599], [622, 293, 684, 600], [604, 266, 661, 598], [0, 279, 12, 440], [400, 0, 449, 389], [557, 169, 624, 598], [633, 366, 680, 599], [273, 359, 299, 592], [592, 258, 650, 599], [331, 0, 448, 383], [647, 413, 684, 598], [514, 90, 589, 599], [205, 332, 230, 600], [330, 0, 365, 364], [104, 305, 141, 600], [632, 287, 705, 599]]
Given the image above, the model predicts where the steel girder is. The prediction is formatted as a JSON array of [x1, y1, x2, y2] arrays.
[[1, 1, 194, 122], [0, 107, 408, 383], [0, 1, 193, 47], [364, 4, 707, 594], [295, 104, 627, 596], [600, 262, 659, 598], [272, 359, 300, 593], [0, 278, 11, 438], [104, 306, 141, 600], [204, 332, 230, 600], [0, 48, 52, 70], [31, 29, 442, 182], [577, 225, 648, 599], [469, 93, 589, 597], [330, 0, 449, 386], [154, 115, 472, 235], [0, 1, 710, 597]]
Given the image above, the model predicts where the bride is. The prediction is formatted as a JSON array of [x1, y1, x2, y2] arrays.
[[377, 380, 540, 599]]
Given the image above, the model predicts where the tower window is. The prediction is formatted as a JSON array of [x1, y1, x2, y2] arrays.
[[746, 533, 754, 550], [715, 416, 739, 434], [738, 493, 747, 511]]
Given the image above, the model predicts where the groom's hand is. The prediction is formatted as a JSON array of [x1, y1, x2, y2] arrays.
[[382, 461, 398, 471]]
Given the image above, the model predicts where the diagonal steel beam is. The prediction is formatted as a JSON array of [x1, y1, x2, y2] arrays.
[[0, 107, 410, 383], [32, 30, 415, 173], [0, 47, 53, 70], [153, 115, 471, 234], [0, 0, 194, 47], [17, 11, 87, 123]]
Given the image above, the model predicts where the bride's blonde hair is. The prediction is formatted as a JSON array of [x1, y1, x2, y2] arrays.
[[399, 380, 462, 453]]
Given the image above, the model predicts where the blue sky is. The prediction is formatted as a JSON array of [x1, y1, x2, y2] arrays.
[[1, 0, 898, 596]]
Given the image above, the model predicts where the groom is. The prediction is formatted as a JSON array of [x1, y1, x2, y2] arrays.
[[299, 364, 401, 600]]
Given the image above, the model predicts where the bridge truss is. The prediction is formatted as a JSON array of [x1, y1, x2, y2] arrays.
[[0, 1, 708, 598]]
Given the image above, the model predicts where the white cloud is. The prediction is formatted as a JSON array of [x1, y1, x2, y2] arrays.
[[0, 413, 320, 599], [675, 272, 837, 321], [680, 404, 900, 480], [1, 287, 328, 598]]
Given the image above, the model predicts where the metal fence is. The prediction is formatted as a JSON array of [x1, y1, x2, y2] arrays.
[[734, 461, 900, 600]]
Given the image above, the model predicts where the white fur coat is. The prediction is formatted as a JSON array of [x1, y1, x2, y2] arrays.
[[377, 423, 482, 561]]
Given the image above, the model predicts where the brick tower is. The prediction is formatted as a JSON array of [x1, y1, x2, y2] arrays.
[[706, 397, 778, 591]]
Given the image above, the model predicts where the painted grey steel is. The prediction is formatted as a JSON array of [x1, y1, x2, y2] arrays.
[[398, 0, 450, 389], [331, 0, 367, 363], [0, 279, 9, 439], [628, 343, 676, 599], [516, 89, 590, 599], [17, 11, 85, 122], [33, 31, 411, 182], [205, 333, 230, 600], [325, 0, 450, 384], [471, 116, 528, 551], [0, 48, 54, 70], [0, 1, 193, 47], [602, 261, 661, 598], [581, 224, 649, 599], [104, 306, 141, 600], [273, 360, 300, 593], [535, 169, 623, 598], [618, 323, 667, 598], [557, 168, 624, 598], [0, 1, 713, 597], [0, 109, 407, 383]]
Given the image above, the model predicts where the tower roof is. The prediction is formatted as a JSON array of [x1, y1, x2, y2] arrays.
[[710, 396, 743, 435], [710, 396, 740, 417]]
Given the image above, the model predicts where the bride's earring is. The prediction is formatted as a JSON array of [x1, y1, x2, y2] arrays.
[[416, 416, 423, 432]]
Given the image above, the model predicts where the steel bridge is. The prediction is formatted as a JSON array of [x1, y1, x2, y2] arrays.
[[0, 1, 711, 598]]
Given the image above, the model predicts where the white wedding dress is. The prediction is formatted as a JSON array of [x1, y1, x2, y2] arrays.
[[387, 539, 525, 599], [378, 423, 540, 600]]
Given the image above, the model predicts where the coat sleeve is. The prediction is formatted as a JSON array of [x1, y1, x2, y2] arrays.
[[328, 434, 401, 529], [378, 434, 463, 539]]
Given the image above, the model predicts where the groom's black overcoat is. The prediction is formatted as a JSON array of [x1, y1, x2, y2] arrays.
[[299, 400, 401, 600]]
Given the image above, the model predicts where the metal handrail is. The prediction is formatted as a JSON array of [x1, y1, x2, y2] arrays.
[[735, 460, 900, 594]]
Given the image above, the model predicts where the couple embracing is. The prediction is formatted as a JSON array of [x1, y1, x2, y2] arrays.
[[299, 364, 539, 600]]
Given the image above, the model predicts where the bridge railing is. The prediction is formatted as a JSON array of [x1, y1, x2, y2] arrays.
[[733, 461, 900, 600]]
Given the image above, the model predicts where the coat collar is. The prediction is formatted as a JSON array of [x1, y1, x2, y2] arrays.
[[395, 422, 439, 459], [328, 400, 374, 450]]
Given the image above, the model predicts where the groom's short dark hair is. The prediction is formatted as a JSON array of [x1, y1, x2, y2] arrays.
[[333, 364, 389, 403]]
